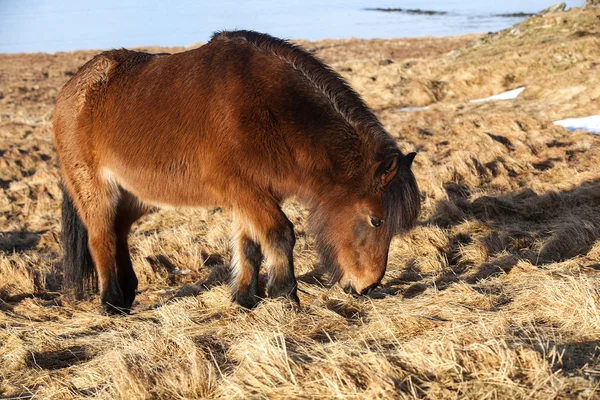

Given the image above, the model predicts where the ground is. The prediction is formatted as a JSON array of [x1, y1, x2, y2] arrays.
[[1, 7, 599, 400]]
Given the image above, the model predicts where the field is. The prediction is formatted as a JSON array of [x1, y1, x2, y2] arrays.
[[1, 7, 600, 399]]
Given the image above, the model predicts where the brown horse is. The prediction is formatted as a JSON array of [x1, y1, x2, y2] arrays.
[[54, 30, 420, 314]]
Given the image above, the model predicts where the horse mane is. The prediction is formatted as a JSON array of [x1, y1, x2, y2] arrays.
[[383, 159, 421, 236], [210, 30, 394, 153]]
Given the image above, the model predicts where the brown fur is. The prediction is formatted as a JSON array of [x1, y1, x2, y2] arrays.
[[54, 30, 420, 313]]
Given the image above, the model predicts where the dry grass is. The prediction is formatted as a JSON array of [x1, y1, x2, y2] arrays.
[[1, 7, 600, 399]]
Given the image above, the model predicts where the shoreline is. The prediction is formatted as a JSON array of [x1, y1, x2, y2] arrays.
[[1, 32, 486, 56], [2, 3, 564, 54]]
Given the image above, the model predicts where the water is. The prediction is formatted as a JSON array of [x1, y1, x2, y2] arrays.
[[0, 0, 585, 53]]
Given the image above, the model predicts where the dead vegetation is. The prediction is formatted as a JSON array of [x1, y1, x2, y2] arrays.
[[1, 6, 600, 399]]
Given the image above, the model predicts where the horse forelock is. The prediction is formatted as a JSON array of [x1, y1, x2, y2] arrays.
[[383, 163, 421, 237]]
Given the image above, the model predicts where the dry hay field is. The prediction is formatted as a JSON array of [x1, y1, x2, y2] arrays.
[[1, 7, 600, 400]]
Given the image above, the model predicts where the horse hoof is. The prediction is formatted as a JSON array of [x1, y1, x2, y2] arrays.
[[122, 290, 137, 310], [120, 276, 138, 310], [102, 302, 130, 315], [233, 291, 261, 310], [267, 285, 300, 305], [101, 283, 130, 315]]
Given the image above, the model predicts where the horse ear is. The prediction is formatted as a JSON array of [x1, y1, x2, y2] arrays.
[[377, 155, 400, 188], [402, 152, 417, 168]]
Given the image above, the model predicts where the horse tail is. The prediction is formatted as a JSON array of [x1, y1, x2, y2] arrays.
[[61, 183, 97, 298]]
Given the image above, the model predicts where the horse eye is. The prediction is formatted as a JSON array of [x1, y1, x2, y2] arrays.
[[370, 217, 383, 228]]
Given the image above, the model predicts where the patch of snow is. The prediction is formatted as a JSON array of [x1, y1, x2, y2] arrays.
[[469, 87, 526, 103], [393, 106, 430, 113], [553, 115, 600, 134]]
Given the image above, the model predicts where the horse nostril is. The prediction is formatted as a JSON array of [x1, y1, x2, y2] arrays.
[[360, 282, 378, 296]]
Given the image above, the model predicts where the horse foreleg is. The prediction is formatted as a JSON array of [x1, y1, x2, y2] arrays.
[[230, 218, 264, 309], [63, 165, 127, 314], [114, 191, 147, 309], [263, 216, 298, 303], [232, 194, 299, 306], [88, 225, 125, 314]]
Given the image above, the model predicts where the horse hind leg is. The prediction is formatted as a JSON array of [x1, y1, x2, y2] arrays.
[[114, 190, 148, 309], [63, 165, 130, 314]]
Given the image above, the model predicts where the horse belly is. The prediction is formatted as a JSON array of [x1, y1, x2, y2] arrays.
[[101, 156, 221, 209]]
